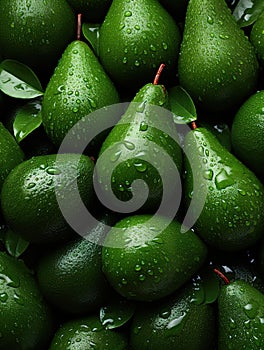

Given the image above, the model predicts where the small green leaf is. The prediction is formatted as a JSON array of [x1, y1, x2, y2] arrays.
[[169, 86, 197, 124], [0, 59, 44, 99], [233, 0, 264, 27], [4, 229, 29, 258], [13, 99, 42, 143], [100, 298, 135, 330], [82, 23, 100, 56]]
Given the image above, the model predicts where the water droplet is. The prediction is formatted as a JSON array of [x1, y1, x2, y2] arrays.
[[133, 326, 142, 335], [244, 302, 258, 319], [73, 49, 78, 54], [27, 182, 36, 189], [139, 122, 148, 131], [167, 313, 186, 329], [126, 28, 132, 34], [110, 150, 122, 162], [139, 274, 145, 281], [123, 140, 135, 150], [123, 57, 127, 64], [0, 292, 8, 303], [135, 24, 140, 30], [136, 101, 146, 113], [124, 11, 132, 17], [121, 278, 127, 285], [118, 184, 125, 192], [135, 264, 142, 272], [72, 107, 79, 113], [134, 162, 147, 172], [134, 60, 140, 67], [162, 42, 168, 50], [215, 169, 234, 190], [229, 318, 237, 329], [244, 320, 251, 329], [207, 16, 214, 24], [152, 237, 163, 244], [150, 44, 156, 52], [160, 310, 171, 319], [89, 99, 97, 108], [46, 167, 61, 175], [203, 169, 213, 180], [238, 189, 246, 196], [57, 85, 65, 93], [198, 146, 204, 156]]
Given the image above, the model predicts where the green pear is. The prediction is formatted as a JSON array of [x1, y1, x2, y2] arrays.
[[251, 11, 264, 67], [0, 0, 76, 77], [130, 282, 215, 349], [95, 77, 182, 214], [0, 122, 24, 192], [178, 0, 259, 114], [42, 40, 119, 147], [231, 90, 264, 182], [99, 0, 181, 90], [183, 127, 264, 251], [218, 280, 264, 349]]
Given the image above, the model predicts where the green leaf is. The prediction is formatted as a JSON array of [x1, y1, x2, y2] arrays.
[[169, 86, 197, 124], [0, 59, 44, 99], [82, 23, 100, 56], [4, 229, 29, 258], [100, 298, 135, 330], [233, 0, 264, 27], [13, 99, 42, 142]]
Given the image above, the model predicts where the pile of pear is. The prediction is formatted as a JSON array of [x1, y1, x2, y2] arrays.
[[0, 0, 264, 349]]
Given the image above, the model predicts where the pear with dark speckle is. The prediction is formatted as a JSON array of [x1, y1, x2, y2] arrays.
[[178, 0, 259, 115]]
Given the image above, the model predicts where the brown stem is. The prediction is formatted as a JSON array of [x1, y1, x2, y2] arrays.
[[153, 64, 165, 85], [191, 121, 198, 130], [213, 268, 230, 285], [77, 13, 82, 40]]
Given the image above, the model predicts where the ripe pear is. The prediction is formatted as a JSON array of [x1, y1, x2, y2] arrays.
[[183, 127, 264, 252], [178, 0, 259, 114], [251, 11, 264, 67], [99, 0, 181, 90], [231, 90, 264, 181], [218, 280, 264, 349], [42, 40, 119, 147], [95, 77, 182, 214], [0, 0, 76, 78], [0, 122, 24, 191], [130, 282, 215, 349]]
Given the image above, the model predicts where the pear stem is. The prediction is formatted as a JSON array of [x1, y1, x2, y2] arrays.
[[213, 268, 230, 285], [191, 121, 198, 130], [77, 13, 82, 40], [153, 64, 166, 85]]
